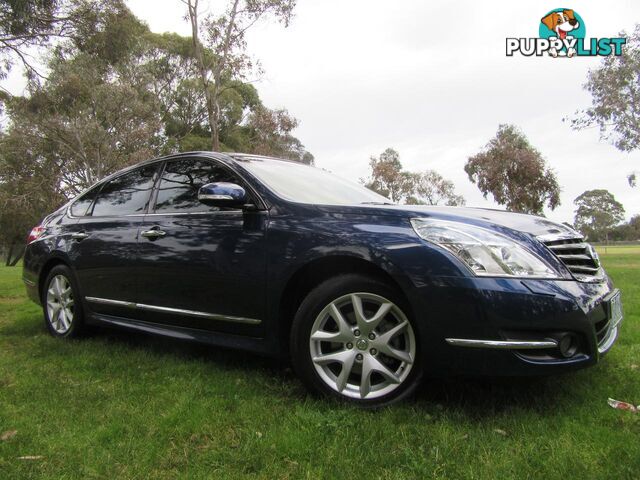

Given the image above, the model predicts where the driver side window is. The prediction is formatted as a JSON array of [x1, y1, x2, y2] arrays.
[[153, 158, 246, 214]]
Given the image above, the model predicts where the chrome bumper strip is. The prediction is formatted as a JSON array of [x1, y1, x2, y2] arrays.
[[22, 277, 36, 287], [85, 296, 261, 325], [445, 338, 558, 350], [598, 316, 623, 355]]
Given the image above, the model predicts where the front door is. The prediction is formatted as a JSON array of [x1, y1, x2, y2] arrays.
[[135, 157, 268, 336]]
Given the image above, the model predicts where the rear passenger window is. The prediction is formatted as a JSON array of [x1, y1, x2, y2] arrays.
[[154, 158, 244, 213], [70, 188, 99, 217], [90, 164, 159, 217]]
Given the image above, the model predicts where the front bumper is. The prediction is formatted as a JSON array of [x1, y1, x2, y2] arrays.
[[407, 275, 622, 377]]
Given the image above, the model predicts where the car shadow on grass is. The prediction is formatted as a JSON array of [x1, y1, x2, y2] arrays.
[[9, 312, 598, 416], [89, 323, 594, 414]]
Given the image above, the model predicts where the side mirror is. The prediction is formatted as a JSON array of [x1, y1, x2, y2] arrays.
[[198, 182, 247, 208]]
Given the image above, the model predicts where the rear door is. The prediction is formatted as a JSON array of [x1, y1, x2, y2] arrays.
[[69, 163, 161, 319], [135, 156, 268, 336]]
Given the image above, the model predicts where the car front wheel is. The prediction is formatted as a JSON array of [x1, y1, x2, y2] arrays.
[[291, 274, 421, 407]]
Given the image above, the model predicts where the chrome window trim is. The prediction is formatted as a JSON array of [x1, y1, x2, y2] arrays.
[[128, 210, 252, 217], [85, 296, 262, 325], [445, 338, 558, 349], [66, 153, 267, 220]]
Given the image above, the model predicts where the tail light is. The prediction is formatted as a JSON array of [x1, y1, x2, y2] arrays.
[[27, 225, 46, 244]]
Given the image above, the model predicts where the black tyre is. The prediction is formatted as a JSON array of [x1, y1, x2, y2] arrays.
[[42, 264, 85, 338], [290, 274, 421, 407]]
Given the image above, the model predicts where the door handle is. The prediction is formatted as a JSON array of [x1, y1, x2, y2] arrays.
[[141, 228, 166, 239], [71, 232, 89, 240]]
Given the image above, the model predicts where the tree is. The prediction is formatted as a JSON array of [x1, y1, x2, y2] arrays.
[[610, 214, 640, 241], [0, 138, 66, 265], [364, 148, 412, 203], [406, 171, 465, 206], [182, 0, 296, 151], [0, 1, 119, 82], [571, 24, 640, 185], [465, 124, 560, 215], [364, 148, 464, 205], [0, 1, 313, 264], [573, 189, 625, 242], [243, 105, 314, 163]]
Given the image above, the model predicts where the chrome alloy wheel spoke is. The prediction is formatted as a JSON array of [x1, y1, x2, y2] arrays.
[[46, 275, 74, 334], [309, 292, 416, 400]]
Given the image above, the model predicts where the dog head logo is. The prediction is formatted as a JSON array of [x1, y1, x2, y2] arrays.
[[541, 9, 579, 40], [538, 8, 585, 57]]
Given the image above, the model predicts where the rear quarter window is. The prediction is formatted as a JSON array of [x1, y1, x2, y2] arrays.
[[91, 164, 160, 217], [70, 188, 99, 217]]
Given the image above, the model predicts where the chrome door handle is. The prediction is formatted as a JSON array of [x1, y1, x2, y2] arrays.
[[141, 228, 166, 239], [71, 232, 89, 240]]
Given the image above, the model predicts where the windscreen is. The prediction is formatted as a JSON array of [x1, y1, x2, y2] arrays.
[[239, 158, 392, 205]]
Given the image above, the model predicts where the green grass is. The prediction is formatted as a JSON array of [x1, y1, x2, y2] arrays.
[[1, 258, 639, 479], [596, 245, 640, 256]]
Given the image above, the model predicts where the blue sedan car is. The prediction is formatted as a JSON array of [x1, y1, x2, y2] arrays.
[[23, 152, 623, 406]]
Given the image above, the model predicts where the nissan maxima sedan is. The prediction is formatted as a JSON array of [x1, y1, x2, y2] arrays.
[[23, 152, 623, 406]]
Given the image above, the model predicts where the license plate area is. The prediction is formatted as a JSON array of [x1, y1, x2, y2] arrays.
[[606, 290, 623, 328]]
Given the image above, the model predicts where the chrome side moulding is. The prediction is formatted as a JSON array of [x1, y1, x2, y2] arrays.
[[22, 277, 36, 287], [84, 297, 262, 325], [445, 338, 558, 349]]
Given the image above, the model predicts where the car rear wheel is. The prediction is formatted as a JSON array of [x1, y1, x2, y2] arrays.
[[42, 265, 85, 338], [291, 274, 421, 407]]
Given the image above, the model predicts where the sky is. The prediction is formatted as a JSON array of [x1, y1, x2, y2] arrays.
[[4, 1, 640, 222]]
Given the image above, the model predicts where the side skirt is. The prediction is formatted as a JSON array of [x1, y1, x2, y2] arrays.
[[87, 313, 278, 357]]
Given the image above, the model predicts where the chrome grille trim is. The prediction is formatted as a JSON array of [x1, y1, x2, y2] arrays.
[[538, 234, 604, 281]]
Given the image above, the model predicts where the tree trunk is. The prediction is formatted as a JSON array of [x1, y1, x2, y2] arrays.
[[187, 0, 220, 151], [5, 243, 13, 267], [9, 245, 24, 266], [5, 242, 24, 267]]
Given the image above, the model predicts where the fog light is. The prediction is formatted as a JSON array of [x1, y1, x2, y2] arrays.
[[557, 334, 578, 358]]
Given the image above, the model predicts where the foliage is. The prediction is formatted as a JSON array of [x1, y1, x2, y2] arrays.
[[571, 25, 640, 185], [365, 148, 464, 205], [0, 132, 66, 264], [0, 0, 122, 81], [610, 214, 640, 241], [182, 0, 299, 152], [573, 189, 625, 242], [1, 0, 65, 79], [0, 1, 312, 260], [465, 124, 560, 215], [571, 25, 640, 153], [405, 171, 465, 206]]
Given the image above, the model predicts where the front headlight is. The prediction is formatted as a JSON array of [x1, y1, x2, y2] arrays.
[[411, 218, 559, 278]]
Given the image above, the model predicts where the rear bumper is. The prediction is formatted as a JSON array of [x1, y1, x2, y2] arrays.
[[407, 275, 621, 377], [23, 276, 40, 305]]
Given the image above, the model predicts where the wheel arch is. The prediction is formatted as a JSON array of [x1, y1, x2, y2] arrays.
[[38, 255, 72, 301], [277, 254, 412, 353]]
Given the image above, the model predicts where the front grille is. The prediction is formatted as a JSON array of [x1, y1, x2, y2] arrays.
[[540, 236, 602, 281]]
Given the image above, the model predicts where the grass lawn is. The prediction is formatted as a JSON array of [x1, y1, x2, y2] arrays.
[[596, 244, 640, 256], [1, 257, 639, 479]]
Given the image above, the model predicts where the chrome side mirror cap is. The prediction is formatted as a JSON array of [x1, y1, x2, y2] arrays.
[[197, 182, 246, 208]]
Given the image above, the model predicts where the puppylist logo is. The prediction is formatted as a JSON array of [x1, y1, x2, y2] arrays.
[[507, 8, 626, 58]]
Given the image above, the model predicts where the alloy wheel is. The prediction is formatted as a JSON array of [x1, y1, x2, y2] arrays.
[[46, 274, 75, 334], [309, 292, 416, 399]]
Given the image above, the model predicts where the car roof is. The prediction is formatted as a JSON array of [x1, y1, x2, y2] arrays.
[[84, 151, 304, 194]]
